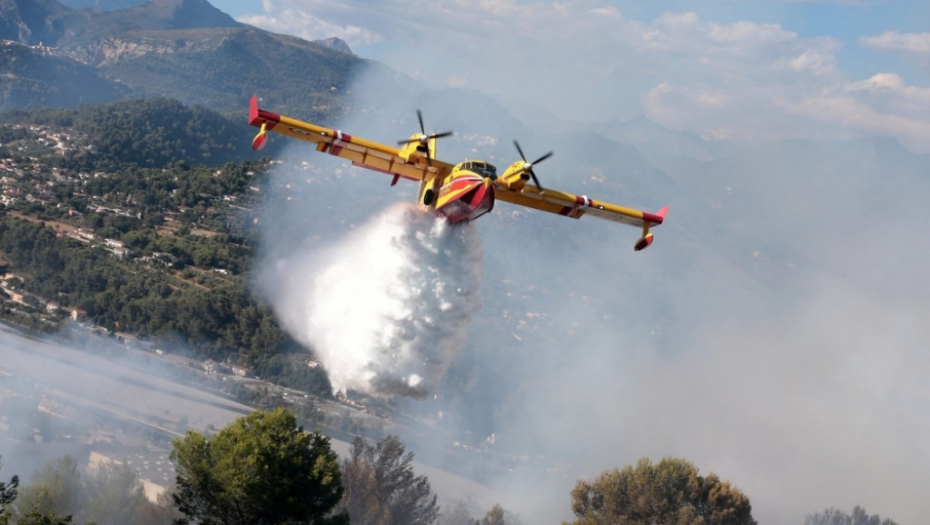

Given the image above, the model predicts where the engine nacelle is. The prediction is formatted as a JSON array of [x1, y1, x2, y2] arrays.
[[498, 161, 531, 191], [398, 134, 434, 165]]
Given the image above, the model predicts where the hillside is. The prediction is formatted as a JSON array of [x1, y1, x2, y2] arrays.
[[0, 96, 281, 165], [55, 0, 242, 47], [0, 0, 408, 118], [0, 40, 125, 111], [58, 0, 145, 9], [81, 27, 365, 119], [0, 0, 84, 45]]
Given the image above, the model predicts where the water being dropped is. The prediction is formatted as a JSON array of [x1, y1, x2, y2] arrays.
[[265, 203, 483, 398]]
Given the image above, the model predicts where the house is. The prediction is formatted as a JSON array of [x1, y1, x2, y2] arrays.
[[230, 365, 252, 378], [203, 360, 230, 374], [107, 246, 131, 258]]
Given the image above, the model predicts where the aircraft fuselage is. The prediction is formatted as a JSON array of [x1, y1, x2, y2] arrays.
[[429, 161, 498, 224]]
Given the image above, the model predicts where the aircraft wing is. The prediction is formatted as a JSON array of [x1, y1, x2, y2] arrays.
[[248, 95, 453, 183], [495, 183, 668, 250]]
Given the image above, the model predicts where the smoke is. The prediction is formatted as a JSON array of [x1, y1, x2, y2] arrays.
[[258, 203, 483, 398]]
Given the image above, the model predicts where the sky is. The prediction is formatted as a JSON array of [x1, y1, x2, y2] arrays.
[[211, 0, 930, 153]]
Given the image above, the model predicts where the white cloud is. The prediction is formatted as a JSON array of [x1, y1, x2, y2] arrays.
[[235, 1, 930, 152], [237, 0, 383, 46], [861, 31, 930, 54], [783, 73, 930, 148]]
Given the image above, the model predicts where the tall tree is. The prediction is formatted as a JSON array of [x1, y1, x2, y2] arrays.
[[438, 502, 477, 525], [11, 456, 84, 520], [13, 510, 74, 525], [0, 456, 20, 525], [83, 463, 147, 525], [480, 504, 506, 525], [805, 506, 899, 525], [566, 457, 757, 525], [338, 435, 439, 525], [170, 407, 346, 525]]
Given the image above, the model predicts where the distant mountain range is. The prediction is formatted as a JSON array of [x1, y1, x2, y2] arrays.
[[0, 0, 386, 120], [58, 0, 145, 10]]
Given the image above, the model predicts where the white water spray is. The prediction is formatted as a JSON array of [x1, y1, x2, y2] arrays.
[[264, 203, 483, 398]]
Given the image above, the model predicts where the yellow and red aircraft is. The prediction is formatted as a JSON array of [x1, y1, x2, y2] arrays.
[[249, 95, 668, 251]]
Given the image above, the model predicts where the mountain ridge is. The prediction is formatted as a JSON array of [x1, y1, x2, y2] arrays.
[[0, 0, 406, 120]]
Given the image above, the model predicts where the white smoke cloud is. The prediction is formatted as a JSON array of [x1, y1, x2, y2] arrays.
[[262, 203, 483, 398]]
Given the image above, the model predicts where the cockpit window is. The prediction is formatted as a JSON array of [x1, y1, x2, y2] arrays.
[[462, 160, 497, 180]]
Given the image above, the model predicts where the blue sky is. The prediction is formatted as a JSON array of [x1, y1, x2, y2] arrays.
[[210, 0, 930, 150]]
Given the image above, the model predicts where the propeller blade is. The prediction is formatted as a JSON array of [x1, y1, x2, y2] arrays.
[[397, 111, 453, 163], [514, 140, 527, 162], [528, 170, 544, 193], [532, 151, 553, 165], [513, 140, 549, 193]]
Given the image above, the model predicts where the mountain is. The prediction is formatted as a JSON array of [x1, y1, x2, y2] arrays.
[[0, 39, 125, 110], [0, 0, 241, 48], [0, 0, 413, 118], [312, 37, 353, 55], [78, 27, 376, 118], [59, 0, 163, 11], [56, 0, 241, 47], [590, 115, 735, 163], [0, 0, 82, 45]]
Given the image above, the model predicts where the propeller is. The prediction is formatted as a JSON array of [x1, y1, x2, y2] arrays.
[[513, 140, 553, 193], [397, 110, 454, 165]]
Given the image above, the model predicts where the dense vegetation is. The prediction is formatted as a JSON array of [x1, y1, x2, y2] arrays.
[[567, 457, 757, 525], [338, 435, 439, 525], [1, 412, 519, 525], [0, 98, 332, 397], [805, 507, 899, 525], [0, 97, 278, 168], [1, 454, 177, 525], [171, 408, 346, 525]]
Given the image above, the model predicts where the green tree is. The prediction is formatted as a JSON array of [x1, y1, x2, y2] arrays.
[[170, 407, 346, 525], [338, 435, 439, 525], [136, 490, 183, 525], [13, 510, 74, 525], [437, 502, 518, 525], [0, 456, 19, 525], [566, 457, 756, 525], [437, 502, 477, 525], [83, 463, 147, 525], [805, 506, 898, 525], [480, 504, 506, 525], [11, 456, 84, 520]]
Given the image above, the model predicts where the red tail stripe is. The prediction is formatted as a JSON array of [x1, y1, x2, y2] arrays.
[[642, 207, 668, 224], [249, 95, 281, 129]]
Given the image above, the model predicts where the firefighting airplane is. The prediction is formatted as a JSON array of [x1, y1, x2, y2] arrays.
[[249, 95, 668, 251]]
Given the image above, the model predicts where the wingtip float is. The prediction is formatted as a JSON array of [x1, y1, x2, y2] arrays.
[[248, 94, 668, 251]]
